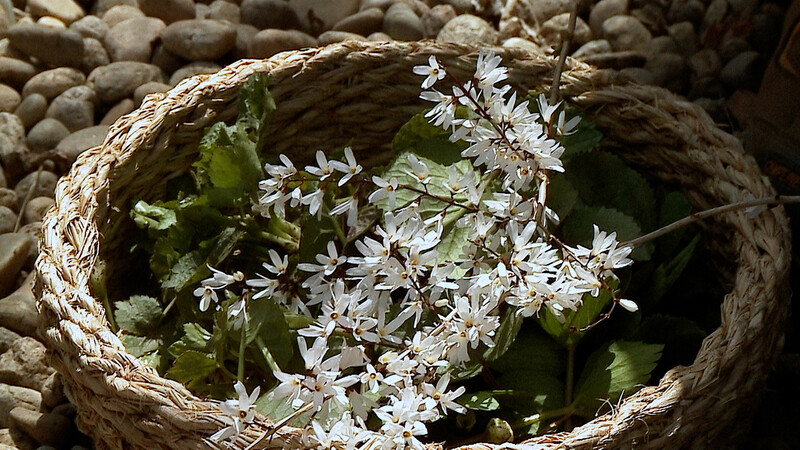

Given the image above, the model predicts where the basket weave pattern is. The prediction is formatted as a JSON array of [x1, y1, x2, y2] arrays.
[[35, 41, 791, 449]]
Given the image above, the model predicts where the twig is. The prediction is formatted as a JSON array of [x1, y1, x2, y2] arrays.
[[245, 402, 315, 450], [549, 0, 580, 105], [623, 195, 800, 248]]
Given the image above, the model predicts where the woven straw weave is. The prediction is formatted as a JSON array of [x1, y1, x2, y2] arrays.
[[35, 41, 790, 449]]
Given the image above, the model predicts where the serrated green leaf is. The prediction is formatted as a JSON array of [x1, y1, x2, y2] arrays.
[[131, 200, 177, 231], [119, 334, 161, 357], [491, 323, 565, 376], [255, 390, 314, 427], [573, 340, 663, 417], [657, 191, 693, 257], [238, 73, 275, 149], [194, 122, 263, 207], [161, 250, 206, 291], [557, 115, 603, 161], [633, 314, 706, 369], [560, 206, 652, 261], [537, 289, 613, 348], [161, 227, 242, 292], [392, 111, 466, 165], [646, 233, 702, 308], [115, 295, 162, 334], [248, 299, 293, 369], [547, 173, 579, 221], [168, 322, 212, 357], [165, 350, 219, 386], [483, 307, 524, 364], [433, 208, 471, 265], [564, 151, 657, 233], [458, 391, 502, 411]]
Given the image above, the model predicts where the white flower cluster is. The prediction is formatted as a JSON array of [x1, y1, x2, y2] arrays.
[[203, 51, 637, 448]]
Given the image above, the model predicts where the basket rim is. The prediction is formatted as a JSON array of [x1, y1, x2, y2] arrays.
[[35, 40, 792, 449]]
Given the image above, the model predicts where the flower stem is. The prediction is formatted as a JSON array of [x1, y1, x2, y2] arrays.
[[623, 195, 800, 248], [549, 1, 579, 105], [237, 323, 247, 382], [517, 404, 576, 428]]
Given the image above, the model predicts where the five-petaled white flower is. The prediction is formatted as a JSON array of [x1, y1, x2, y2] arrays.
[[330, 146, 363, 186], [413, 55, 446, 89], [211, 381, 261, 443]]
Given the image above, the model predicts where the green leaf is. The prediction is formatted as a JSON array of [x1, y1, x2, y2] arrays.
[[483, 307, 524, 364], [238, 73, 275, 148], [433, 208, 471, 265], [554, 109, 603, 161], [194, 122, 263, 207], [376, 152, 474, 214], [547, 173, 579, 221], [392, 111, 466, 165], [573, 340, 663, 417], [119, 334, 161, 357], [491, 323, 565, 376], [165, 350, 219, 387], [131, 200, 177, 231], [168, 322, 212, 357], [256, 390, 314, 427], [560, 206, 652, 260], [657, 191, 693, 257], [538, 289, 613, 348], [646, 233, 702, 308], [633, 314, 706, 369], [247, 299, 294, 369], [161, 227, 242, 292], [564, 151, 657, 233], [115, 295, 162, 334], [458, 391, 502, 411]]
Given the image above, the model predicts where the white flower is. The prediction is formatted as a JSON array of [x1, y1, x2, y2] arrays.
[[330, 147, 362, 186], [407, 154, 431, 184], [368, 175, 399, 208], [193, 286, 218, 312], [421, 373, 466, 415], [305, 150, 335, 180], [618, 298, 639, 312], [211, 381, 260, 443], [227, 296, 248, 329], [301, 189, 324, 217], [413, 55, 446, 89], [330, 197, 359, 228]]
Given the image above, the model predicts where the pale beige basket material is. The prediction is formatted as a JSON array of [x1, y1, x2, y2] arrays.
[[35, 41, 791, 449]]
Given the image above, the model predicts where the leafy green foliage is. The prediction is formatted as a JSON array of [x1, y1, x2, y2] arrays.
[[459, 391, 502, 411], [573, 340, 663, 417], [561, 206, 652, 260], [645, 233, 702, 309], [166, 350, 220, 387], [557, 113, 603, 161], [114, 295, 162, 334], [247, 298, 293, 369], [632, 314, 706, 370], [538, 289, 613, 349], [392, 111, 467, 165]]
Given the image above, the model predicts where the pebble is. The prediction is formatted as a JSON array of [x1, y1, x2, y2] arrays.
[[233, 23, 259, 60], [87, 61, 165, 104], [541, 13, 592, 47], [16, 222, 42, 270], [690, 48, 722, 78], [150, 43, 185, 75], [0, 206, 14, 234], [703, 0, 728, 33], [0, 189, 17, 211], [333, 7, 385, 36], [667, 0, 704, 28], [502, 37, 543, 53], [581, 50, 646, 69], [27, 118, 70, 152], [0, 427, 37, 450], [0, 84, 20, 113], [360, 0, 395, 11], [7, 23, 84, 68], [99, 98, 135, 125], [524, 0, 574, 23], [161, 19, 237, 62], [631, 4, 667, 35], [247, 29, 317, 59], [589, 0, 628, 37], [647, 35, 679, 55], [105, 17, 166, 62], [208, 0, 239, 25], [14, 170, 59, 200], [0, 57, 36, 91], [0, 383, 41, 428], [46, 85, 96, 132], [421, 5, 457, 38], [367, 32, 392, 41], [0, 5, 12, 36], [240, 0, 302, 30], [0, 113, 27, 167], [139, 0, 196, 24], [101, 5, 144, 28], [40, 372, 65, 408], [22, 197, 54, 225], [27, 0, 85, 25], [55, 125, 109, 168], [168, 62, 221, 86], [645, 52, 689, 91], [93, 0, 138, 17], [719, 50, 761, 90], [0, 235, 32, 299], [689, 76, 726, 99], [81, 37, 111, 73], [720, 36, 752, 62], [750, 12, 782, 56], [69, 15, 108, 40], [573, 39, 613, 58], [290, 0, 360, 32], [10, 406, 75, 447], [0, 169, 4, 189], [437, 14, 498, 46], [21, 68, 86, 101], [133, 81, 171, 105], [37, 16, 68, 29], [619, 66, 656, 85], [383, 3, 424, 41], [602, 15, 652, 51], [317, 31, 366, 45], [14, 92, 47, 130], [667, 21, 699, 56]]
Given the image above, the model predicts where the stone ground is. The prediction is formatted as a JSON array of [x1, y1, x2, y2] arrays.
[[0, 0, 796, 449]]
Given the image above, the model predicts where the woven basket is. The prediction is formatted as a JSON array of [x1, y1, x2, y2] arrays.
[[36, 41, 791, 449]]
